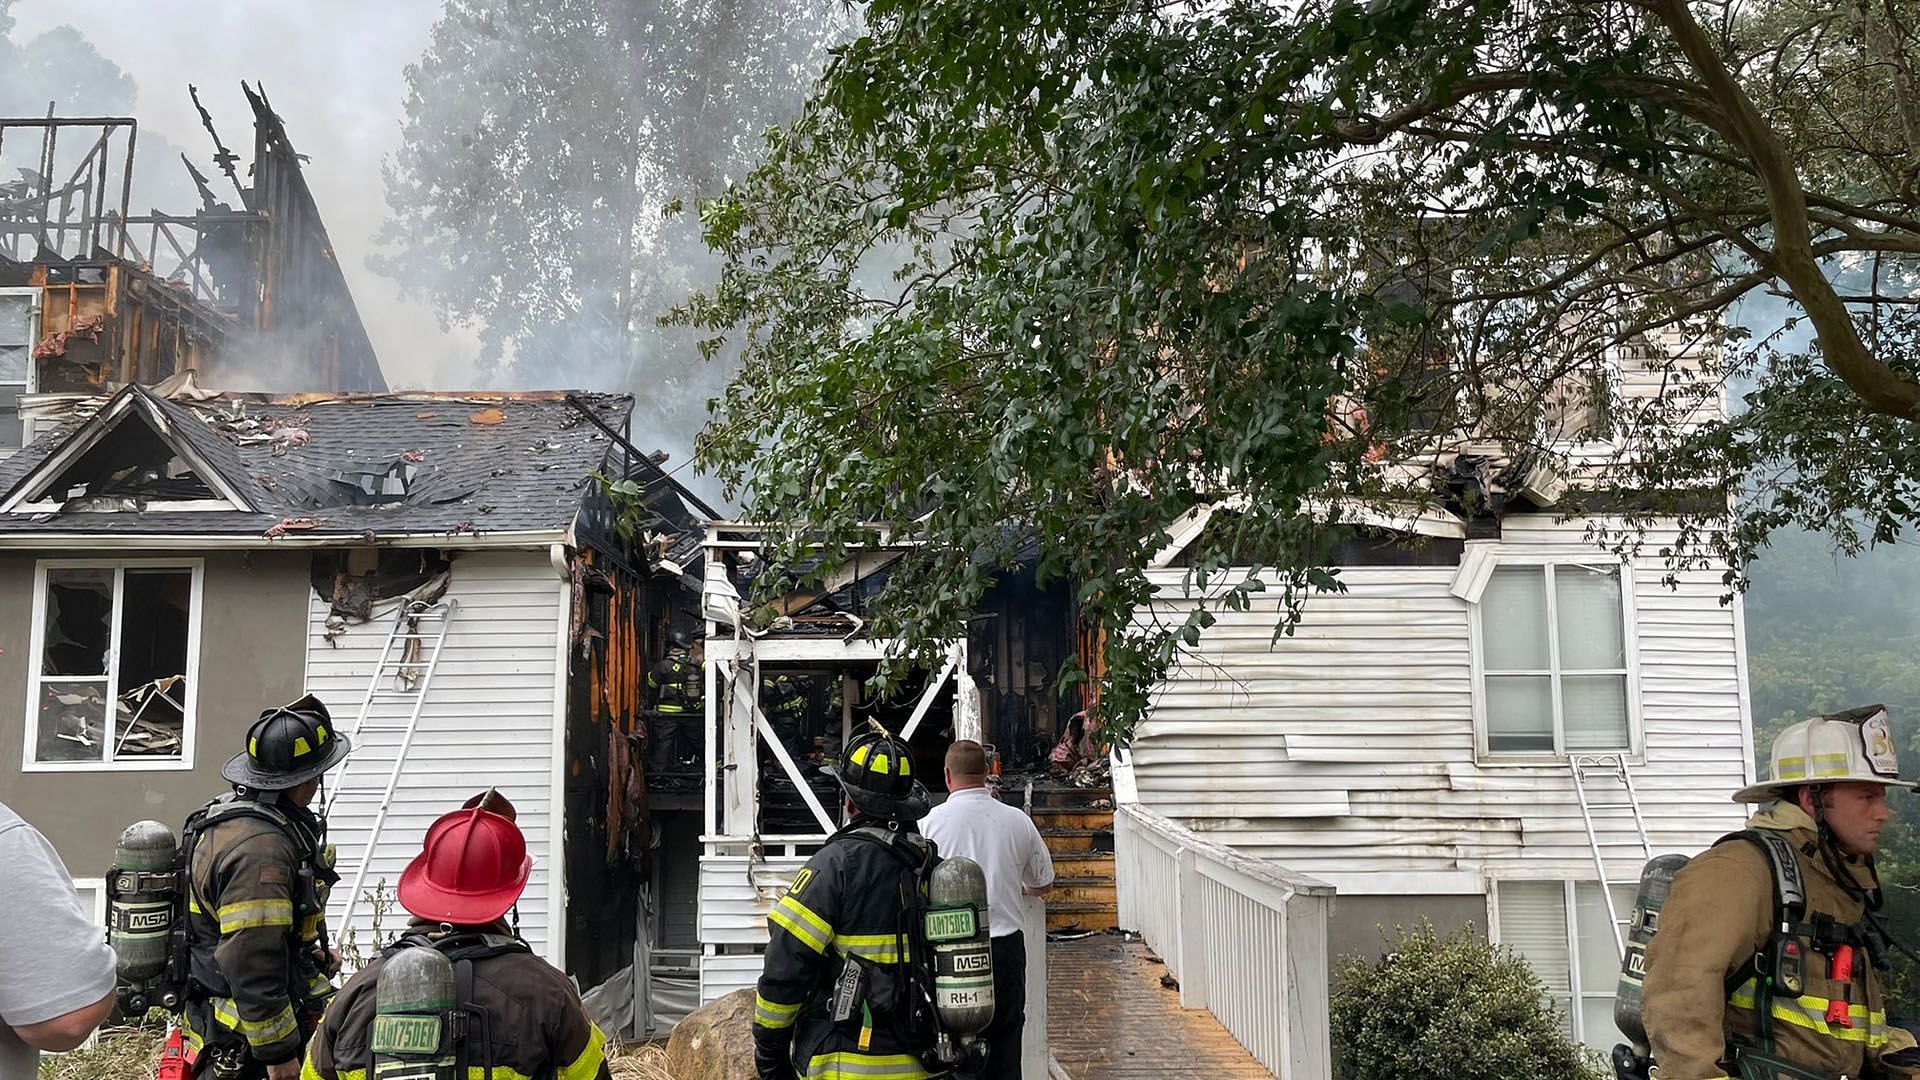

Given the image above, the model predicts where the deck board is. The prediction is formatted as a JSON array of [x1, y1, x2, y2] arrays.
[[1046, 933, 1273, 1079]]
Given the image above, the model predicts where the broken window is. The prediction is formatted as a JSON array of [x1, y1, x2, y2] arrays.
[[0, 288, 37, 451], [28, 561, 199, 767], [23, 412, 219, 508], [1478, 562, 1632, 755]]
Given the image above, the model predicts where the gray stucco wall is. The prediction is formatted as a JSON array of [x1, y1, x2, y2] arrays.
[[0, 550, 310, 876], [1327, 893, 1491, 972]]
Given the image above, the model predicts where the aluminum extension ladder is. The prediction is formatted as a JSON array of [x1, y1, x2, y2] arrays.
[[1570, 752, 1653, 955], [325, 598, 458, 933]]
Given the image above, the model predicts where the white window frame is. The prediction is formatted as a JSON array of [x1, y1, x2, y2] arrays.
[[0, 286, 40, 450], [1468, 554, 1643, 763], [23, 558, 204, 773], [1489, 877, 1636, 1051]]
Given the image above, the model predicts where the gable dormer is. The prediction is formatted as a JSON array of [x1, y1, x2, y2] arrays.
[[0, 386, 256, 513]]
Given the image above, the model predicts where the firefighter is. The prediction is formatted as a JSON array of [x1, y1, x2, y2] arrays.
[[1642, 706, 1920, 1079], [754, 727, 943, 1080], [301, 796, 611, 1080], [766, 674, 812, 761], [182, 695, 350, 1080], [645, 629, 702, 776]]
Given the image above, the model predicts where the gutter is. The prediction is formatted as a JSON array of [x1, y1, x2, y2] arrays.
[[0, 529, 571, 551]]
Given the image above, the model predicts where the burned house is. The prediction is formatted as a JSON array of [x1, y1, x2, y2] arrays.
[[0, 384, 710, 1018], [1, 85, 383, 451]]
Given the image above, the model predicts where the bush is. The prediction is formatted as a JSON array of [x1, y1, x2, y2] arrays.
[[1332, 921, 1605, 1080]]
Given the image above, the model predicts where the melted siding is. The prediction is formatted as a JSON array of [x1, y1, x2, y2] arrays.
[[1130, 516, 1751, 890]]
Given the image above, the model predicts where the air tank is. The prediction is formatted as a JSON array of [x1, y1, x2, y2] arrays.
[[925, 855, 995, 1037], [108, 819, 180, 1006], [1615, 854, 1692, 1057], [372, 947, 459, 1079]]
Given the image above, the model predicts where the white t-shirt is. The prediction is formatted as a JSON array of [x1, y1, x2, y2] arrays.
[[921, 787, 1055, 938], [0, 800, 118, 1078]]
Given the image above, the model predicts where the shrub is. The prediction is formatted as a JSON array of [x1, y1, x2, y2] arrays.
[[1332, 921, 1605, 1080]]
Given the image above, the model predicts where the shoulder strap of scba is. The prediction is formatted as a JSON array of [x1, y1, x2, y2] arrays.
[[1712, 829, 1811, 1059], [385, 929, 532, 965]]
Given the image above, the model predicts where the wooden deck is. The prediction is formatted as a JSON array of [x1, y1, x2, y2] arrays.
[[1046, 933, 1273, 1079]]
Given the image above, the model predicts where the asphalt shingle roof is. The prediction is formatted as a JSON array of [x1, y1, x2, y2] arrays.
[[0, 387, 640, 539]]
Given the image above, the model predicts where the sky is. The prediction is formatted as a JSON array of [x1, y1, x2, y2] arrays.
[[9, 0, 483, 390]]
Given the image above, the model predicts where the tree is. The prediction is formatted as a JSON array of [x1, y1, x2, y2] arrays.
[[375, 0, 846, 434], [681, 0, 1920, 738]]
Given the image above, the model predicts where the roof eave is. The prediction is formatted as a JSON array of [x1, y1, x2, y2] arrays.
[[0, 528, 573, 551]]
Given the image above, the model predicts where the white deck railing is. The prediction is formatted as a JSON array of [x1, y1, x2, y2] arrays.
[[1114, 803, 1336, 1079]]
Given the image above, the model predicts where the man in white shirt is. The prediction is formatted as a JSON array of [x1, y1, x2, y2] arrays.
[[920, 740, 1054, 1079]]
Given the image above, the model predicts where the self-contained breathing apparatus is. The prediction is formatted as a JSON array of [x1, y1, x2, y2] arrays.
[[364, 927, 532, 1080], [824, 822, 996, 1076], [105, 792, 338, 1021]]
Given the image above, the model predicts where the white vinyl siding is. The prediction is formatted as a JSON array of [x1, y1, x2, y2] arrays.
[[698, 853, 808, 1002], [307, 551, 565, 964], [1495, 879, 1636, 1050], [1128, 514, 1750, 890]]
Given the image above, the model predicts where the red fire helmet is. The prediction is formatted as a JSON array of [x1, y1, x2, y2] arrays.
[[396, 804, 533, 925]]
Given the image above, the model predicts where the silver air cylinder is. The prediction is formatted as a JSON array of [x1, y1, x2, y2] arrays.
[[108, 820, 180, 1011], [1614, 853, 1691, 1055], [926, 855, 995, 1037], [372, 947, 460, 1079]]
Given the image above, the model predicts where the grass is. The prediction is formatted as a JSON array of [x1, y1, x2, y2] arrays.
[[38, 1021, 168, 1080], [38, 1023, 670, 1080]]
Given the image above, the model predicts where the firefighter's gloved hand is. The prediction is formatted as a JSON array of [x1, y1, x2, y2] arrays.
[[264, 1059, 301, 1080], [752, 1022, 794, 1080]]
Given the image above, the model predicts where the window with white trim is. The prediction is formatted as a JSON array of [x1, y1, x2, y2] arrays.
[[1478, 562, 1633, 754], [25, 560, 202, 768], [0, 288, 38, 450], [1497, 879, 1637, 1050]]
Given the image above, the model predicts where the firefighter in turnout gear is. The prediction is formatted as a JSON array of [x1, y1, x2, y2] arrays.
[[183, 695, 350, 1080], [1642, 707, 1920, 1080], [645, 629, 702, 775], [767, 675, 811, 761], [302, 792, 611, 1080], [754, 727, 944, 1080]]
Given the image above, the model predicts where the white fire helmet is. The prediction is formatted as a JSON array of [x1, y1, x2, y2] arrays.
[[1734, 705, 1919, 804]]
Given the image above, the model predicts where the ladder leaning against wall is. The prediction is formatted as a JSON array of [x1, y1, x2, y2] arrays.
[[1570, 752, 1653, 954], [324, 598, 458, 933]]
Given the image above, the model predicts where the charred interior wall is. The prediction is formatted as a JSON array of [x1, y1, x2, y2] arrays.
[[0, 261, 231, 396], [971, 567, 1081, 771], [564, 545, 689, 986]]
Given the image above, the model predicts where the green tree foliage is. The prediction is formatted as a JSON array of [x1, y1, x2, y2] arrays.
[[375, 0, 846, 429], [1332, 922, 1604, 1080], [681, 0, 1920, 738]]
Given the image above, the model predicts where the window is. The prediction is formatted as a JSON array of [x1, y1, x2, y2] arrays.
[[1478, 562, 1633, 754], [1496, 879, 1637, 1050], [0, 288, 38, 451], [25, 560, 202, 770]]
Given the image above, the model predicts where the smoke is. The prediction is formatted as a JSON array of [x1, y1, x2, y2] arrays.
[[373, 0, 855, 507]]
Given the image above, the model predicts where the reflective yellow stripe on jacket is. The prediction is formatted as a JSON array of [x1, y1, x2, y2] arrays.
[[768, 893, 833, 955], [834, 933, 910, 965], [1729, 979, 1890, 1046], [755, 992, 803, 1029], [217, 897, 295, 933], [211, 996, 299, 1045], [557, 1021, 607, 1080], [804, 1050, 932, 1079], [306, 1067, 590, 1080]]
